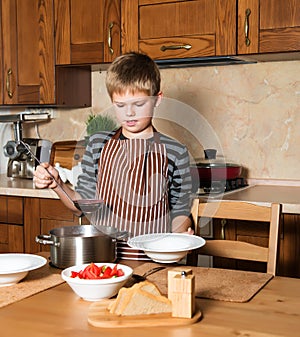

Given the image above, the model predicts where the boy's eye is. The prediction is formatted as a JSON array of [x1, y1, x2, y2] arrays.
[[135, 101, 146, 107], [115, 103, 125, 108]]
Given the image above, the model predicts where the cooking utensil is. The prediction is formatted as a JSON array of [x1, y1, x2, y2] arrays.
[[20, 140, 103, 214], [35, 225, 128, 269], [132, 266, 166, 282], [126, 266, 166, 288], [190, 148, 242, 184]]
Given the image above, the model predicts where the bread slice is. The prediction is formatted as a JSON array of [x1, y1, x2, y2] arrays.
[[109, 281, 172, 316], [107, 287, 128, 313], [135, 280, 162, 296], [118, 288, 172, 316]]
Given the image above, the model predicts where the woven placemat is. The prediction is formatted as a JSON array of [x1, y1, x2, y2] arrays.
[[132, 263, 273, 303], [0, 254, 64, 308]]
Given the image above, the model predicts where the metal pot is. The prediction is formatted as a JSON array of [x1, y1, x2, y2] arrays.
[[190, 149, 242, 185], [35, 225, 128, 269]]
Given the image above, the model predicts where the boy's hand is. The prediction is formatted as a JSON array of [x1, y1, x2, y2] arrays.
[[33, 163, 60, 189], [172, 215, 194, 234], [184, 227, 195, 235]]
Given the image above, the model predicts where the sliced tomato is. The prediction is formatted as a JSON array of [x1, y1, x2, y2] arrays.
[[116, 268, 125, 277], [85, 262, 101, 276], [69, 263, 125, 280], [70, 271, 79, 278], [110, 264, 119, 277], [101, 266, 113, 279]]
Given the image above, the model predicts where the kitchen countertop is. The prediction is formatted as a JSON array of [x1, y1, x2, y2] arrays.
[[201, 184, 300, 214], [1, 173, 300, 213], [0, 173, 59, 199], [0, 269, 299, 337]]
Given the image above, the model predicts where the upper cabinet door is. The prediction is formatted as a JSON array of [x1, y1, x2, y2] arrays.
[[238, 0, 300, 55], [121, 0, 236, 60], [55, 0, 121, 65], [1, 0, 55, 105]]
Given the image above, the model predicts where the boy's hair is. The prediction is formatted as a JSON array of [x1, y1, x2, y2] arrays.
[[106, 52, 161, 99]]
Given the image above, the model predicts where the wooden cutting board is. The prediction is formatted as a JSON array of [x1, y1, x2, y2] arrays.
[[88, 299, 202, 328], [50, 140, 85, 169]]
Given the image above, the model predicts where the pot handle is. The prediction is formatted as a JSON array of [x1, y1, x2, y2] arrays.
[[35, 234, 60, 247], [115, 231, 130, 241], [204, 149, 217, 159]]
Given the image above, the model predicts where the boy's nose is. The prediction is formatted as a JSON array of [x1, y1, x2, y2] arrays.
[[125, 104, 135, 116]]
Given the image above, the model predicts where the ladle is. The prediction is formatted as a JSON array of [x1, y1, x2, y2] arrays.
[[20, 140, 103, 214]]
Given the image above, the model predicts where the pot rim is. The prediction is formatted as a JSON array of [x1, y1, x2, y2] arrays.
[[49, 225, 126, 239]]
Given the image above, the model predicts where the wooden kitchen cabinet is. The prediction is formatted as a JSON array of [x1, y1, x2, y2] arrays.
[[55, 0, 121, 65], [0, 0, 91, 107], [0, 0, 55, 105], [0, 196, 24, 252], [278, 214, 300, 278], [212, 214, 300, 278], [237, 0, 300, 56], [24, 197, 89, 253], [121, 0, 236, 60]]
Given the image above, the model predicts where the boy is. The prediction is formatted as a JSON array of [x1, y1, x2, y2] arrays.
[[34, 52, 193, 258]]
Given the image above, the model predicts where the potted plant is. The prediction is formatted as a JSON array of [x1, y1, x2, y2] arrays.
[[86, 113, 119, 137]]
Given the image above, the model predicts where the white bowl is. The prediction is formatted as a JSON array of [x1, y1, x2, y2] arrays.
[[127, 233, 206, 263], [0, 253, 47, 287], [61, 263, 133, 301]]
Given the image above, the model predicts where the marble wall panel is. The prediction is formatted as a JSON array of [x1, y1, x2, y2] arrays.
[[1, 60, 299, 181]]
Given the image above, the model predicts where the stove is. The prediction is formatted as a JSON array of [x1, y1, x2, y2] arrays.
[[196, 177, 248, 196]]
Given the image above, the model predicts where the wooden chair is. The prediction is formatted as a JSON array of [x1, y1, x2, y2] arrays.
[[186, 199, 281, 275]]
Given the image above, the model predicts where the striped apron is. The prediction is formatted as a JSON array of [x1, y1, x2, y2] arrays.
[[95, 128, 170, 260]]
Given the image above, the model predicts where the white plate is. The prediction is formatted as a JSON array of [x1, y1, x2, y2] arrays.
[[127, 233, 206, 263], [0, 254, 47, 287]]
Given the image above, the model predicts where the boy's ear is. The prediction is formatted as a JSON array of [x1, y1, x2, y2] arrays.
[[155, 91, 163, 107]]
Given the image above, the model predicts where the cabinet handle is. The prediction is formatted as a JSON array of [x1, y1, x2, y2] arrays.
[[6, 68, 13, 98], [108, 21, 114, 55], [160, 44, 192, 52], [244, 8, 251, 47], [221, 219, 227, 239]]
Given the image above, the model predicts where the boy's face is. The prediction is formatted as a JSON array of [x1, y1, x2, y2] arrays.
[[112, 90, 162, 138]]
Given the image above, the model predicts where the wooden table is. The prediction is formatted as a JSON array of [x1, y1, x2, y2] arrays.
[[0, 274, 299, 337]]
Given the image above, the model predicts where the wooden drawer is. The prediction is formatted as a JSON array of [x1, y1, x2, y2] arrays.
[[0, 196, 23, 225], [131, 0, 236, 59], [0, 223, 24, 253], [40, 199, 75, 222]]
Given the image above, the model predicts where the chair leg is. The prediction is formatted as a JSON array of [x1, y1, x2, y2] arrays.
[[186, 250, 198, 266]]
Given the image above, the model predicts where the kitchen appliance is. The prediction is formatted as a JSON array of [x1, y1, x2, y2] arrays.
[[0, 113, 52, 179], [4, 137, 52, 179], [35, 225, 128, 269], [190, 149, 247, 195]]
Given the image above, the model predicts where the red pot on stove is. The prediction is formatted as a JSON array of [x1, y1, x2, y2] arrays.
[[190, 149, 242, 184]]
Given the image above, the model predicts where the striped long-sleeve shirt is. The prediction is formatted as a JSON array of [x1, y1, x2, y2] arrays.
[[75, 129, 192, 221]]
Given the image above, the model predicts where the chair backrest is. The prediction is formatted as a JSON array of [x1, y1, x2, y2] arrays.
[[189, 199, 281, 275]]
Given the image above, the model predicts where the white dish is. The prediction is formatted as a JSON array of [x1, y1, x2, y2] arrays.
[[127, 233, 206, 263], [0, 253, 47, 287], [61, 263, 133, 301]]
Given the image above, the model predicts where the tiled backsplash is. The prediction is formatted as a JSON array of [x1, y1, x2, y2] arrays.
[[1, 60, 299, 181]]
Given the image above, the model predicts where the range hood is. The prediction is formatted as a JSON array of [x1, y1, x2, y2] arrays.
[[155, 56, 256, 69]]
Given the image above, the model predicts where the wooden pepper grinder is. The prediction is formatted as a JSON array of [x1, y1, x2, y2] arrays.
[[168, 267, 195, 318]]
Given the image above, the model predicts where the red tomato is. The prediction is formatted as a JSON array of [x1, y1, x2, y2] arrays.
[[101, 266, 113, 279], [116, 269, 125, 277], [70, 263, 125, 280]]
